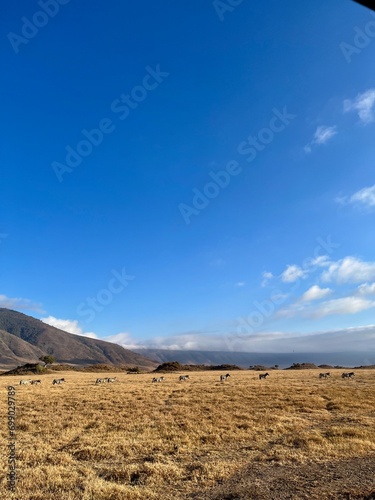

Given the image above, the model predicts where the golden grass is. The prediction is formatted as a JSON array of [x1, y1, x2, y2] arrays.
[[1, 369, 374, 499]]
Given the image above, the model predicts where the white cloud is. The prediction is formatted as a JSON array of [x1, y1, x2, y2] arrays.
[[279, 282, 372, 319], [281, 264, 307, 283], [259, 324, 375, 353], [261, 271, 274, 287], [357, 282, 375, 296], [129, 326, 375, 355], [349, 184, 375, 209], [344, 88, 375, 124], [0, 294, 44, 313], [272, 292, 289, 303], [321, 256, 375, 284], [41, 316, 97, 338], [104, 332, 140, 349], [266, 255, 331, 288], [108, 331, 219, 351], [313, 125, 338, 144], [36, 320, 375, 357], [301, 285, 332, 302], [304, 125, 337, 153], [276, 303, 306, 319], [311, 297, 375, 318], [235, 281, 245, 287], [309, 255, 331, 268]]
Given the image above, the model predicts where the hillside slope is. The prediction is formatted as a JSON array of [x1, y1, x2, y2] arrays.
[[0, 308, 157, 370], [0, 329, 46, 369]]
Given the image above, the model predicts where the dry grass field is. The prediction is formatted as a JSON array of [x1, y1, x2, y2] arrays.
[[1, 369, 375, 500]]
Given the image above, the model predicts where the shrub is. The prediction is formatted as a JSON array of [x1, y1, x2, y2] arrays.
[[39, 355, 55, 365]]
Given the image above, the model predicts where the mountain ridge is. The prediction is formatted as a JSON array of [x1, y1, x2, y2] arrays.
[[0, 308, 157, 370]]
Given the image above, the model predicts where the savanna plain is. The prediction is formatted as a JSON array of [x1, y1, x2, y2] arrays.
[[1, 369, 375, 500]]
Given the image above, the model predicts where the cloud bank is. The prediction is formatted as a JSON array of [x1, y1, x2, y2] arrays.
[[0, 294, 44, 313], [41, 316, 97, 338], [108, 325, 375, 354]]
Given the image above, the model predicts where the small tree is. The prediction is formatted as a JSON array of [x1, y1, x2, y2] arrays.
[[127, 366, 141, 374], [39, 355, 55, 365]]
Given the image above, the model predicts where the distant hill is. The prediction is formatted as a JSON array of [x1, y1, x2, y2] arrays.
[[135, 349, 375, 369], [153, 361, 242, 373], [0, 309, 157, 370], [285, 363, 318, 370], [0, 329, 45, 369]]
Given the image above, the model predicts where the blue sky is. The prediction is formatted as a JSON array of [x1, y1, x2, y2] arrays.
[[1, 0, 375, 352]]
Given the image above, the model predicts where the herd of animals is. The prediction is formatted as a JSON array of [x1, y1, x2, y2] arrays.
[[17, 371, 358, 386], [318, 372, 355, 379], [19, 377, 66, 385]]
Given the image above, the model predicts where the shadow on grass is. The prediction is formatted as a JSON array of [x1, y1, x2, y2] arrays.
[[191, 456, 375, 500]]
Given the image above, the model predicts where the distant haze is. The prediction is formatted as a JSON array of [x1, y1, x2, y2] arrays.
[[135, 349, 375, 369], [108, 324, 375, 357]]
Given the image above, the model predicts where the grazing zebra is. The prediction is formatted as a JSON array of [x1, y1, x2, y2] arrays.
[[259, 373, 269, 380], [342, 372, 355, 379], [179, 375, 190, 381], [96, 377, 109, 384], [30, 380, 41, 385], [107, 377, 117, 383], [220, 373, 230, 382], [152, 377, 165, 383], [19, 379, 32, 385], [52, 378, 65, 385], [319, 373, 331, 379]]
